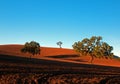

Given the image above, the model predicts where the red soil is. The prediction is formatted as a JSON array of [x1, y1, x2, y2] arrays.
[[0, 44, 120, 67], [0, 44, 77, 57]]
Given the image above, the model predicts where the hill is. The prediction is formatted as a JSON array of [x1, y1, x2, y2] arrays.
[[0, 44, 76, 57], [0, 44, 120, 83], [0, 44, 120, 67]]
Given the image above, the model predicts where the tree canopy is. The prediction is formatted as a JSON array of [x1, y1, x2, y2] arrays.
[[72, 36, 114, 63], [21, 41, 40, 58]]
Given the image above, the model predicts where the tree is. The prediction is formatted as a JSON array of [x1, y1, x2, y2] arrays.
[[57, 41, 63, 48], [72, 36, 114, 64], [101, 42, 114, 58], [21, 41, 40, 58]]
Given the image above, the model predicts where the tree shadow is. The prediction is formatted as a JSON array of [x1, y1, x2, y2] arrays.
[[46, 55, 79, 58]]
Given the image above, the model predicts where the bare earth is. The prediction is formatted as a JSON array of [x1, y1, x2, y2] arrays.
[[0, 44, 120, 84], [0, 44, 120, 67]]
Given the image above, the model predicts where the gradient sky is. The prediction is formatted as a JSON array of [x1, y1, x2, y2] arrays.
[[0, 0, 120, 56]]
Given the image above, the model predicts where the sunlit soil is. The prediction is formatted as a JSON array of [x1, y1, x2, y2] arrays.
[[0, 45, 120, 84]]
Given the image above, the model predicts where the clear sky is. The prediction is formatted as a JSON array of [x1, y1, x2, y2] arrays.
[[0, 0, 120, 56]]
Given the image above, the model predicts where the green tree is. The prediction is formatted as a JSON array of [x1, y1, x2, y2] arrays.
[[57, 41, 63, 48], [72, 36, 114, 64], [21, 41, 40, 58], [101, 42, 114, 58]]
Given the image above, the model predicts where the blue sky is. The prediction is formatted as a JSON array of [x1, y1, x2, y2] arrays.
[[0, 0, 120, 56]]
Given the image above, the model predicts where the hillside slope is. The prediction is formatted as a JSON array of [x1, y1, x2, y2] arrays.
[[0, 44, 120, 67], [0, 44, 77, 57]]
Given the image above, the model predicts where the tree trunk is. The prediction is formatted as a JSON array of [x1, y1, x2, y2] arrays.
[[60, 45, 62, 48], [29, 55, 33, 61], [90, 56, 94, 64]]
